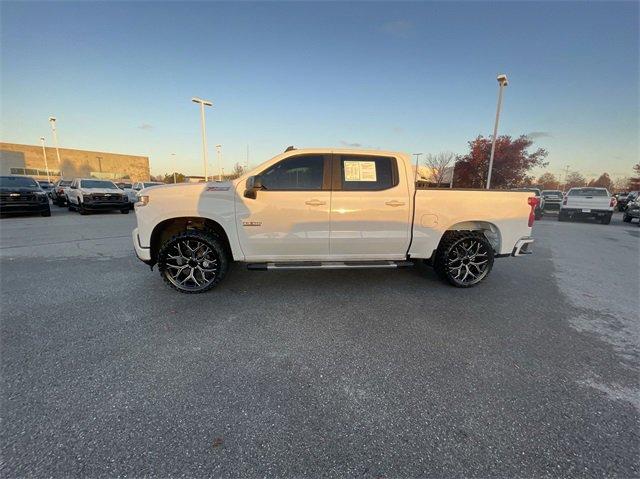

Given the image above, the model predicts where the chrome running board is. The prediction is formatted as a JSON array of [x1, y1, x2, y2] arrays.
[[247, 260, 413, 271]]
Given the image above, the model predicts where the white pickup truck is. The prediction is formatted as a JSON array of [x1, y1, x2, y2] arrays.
[[132, 148, 536, 293], [558, 187, 615, 224]]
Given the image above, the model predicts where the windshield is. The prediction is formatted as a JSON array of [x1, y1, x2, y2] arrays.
[[144, 182, 162, 187], [81, 180, 118, 189], [58, 180, 72, 186], [0, 176, 39, 188], [115, 183, 132, 189], [542, 190, 562, 196], [568, 188, 608, 197]]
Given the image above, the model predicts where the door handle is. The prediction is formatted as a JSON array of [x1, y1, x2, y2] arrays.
[[305, 199, 326, 206], [385, 200, 405, 207]]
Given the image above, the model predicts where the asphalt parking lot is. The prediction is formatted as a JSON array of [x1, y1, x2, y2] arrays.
[[1, 206, 638, 478]]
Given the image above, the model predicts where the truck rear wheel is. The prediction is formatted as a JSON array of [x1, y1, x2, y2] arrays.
[[433, 231, 494, 288], [157, 230, 228, 293]]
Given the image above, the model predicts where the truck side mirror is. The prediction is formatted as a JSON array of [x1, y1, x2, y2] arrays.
[[244, 175, 263, 199]]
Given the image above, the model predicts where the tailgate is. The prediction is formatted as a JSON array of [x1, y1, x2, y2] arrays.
[[565, 196, 610, 210]]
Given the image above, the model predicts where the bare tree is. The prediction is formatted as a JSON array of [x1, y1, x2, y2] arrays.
[[228, 162, 246, 180], [424, 152, 456, 186]]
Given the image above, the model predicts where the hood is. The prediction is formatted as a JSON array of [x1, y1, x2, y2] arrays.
[[141, 181, 236, 198], [81, 188, 124, 194], [0, 186, 42, 194]]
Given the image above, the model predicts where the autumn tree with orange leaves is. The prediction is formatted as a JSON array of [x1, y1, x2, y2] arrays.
[[453, 135, 548, 189]]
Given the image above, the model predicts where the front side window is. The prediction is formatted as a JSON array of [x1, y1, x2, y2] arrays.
[[339, 155, 397, 191], [260, 155, 324, 191], [81, 180, 118, 189]]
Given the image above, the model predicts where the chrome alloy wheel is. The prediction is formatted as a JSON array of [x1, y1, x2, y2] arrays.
[[164, 239, 219, 291], [446, 237, 491, 286]]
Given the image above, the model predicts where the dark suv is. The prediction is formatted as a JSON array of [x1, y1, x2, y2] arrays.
[[0, 176, 51, 217]]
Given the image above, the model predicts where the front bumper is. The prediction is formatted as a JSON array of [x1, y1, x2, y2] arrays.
[[132, 228, 152, 263], [0, 201, 49, 215], [82, 200, 129, 210], [627, 208, 640, 219]]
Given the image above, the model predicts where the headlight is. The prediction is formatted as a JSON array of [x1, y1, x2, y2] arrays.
[[136, 195, 149, 206]]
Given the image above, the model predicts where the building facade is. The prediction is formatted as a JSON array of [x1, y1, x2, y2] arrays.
[[0, 142, 150, 182]]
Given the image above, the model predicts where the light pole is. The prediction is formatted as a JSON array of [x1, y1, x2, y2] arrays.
[[412, 153, 422, 183], [191, 97, 213, 181], [48, 116, 63, 177], [40, 137, 51, 183], [486, 74, 508, 189], [450, 159, 457, 189], [215, 144, 222, 181], [171, 153, 177, 183]]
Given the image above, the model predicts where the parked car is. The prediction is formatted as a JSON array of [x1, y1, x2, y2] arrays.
[[38, 180, 55, 197], [559, 187, 615, 224], [621, 191, 639, 210], [115, 181, 136, 209], [541, 190, 563, 212], [133, 181, 164, 191], [133, 148, 536, 293], [66, 178, 130, 215], [622, 199, 640, 224], [512, 188, 544, 219], [0, 175, 51, 217], [615, 191, 631, 211], [51, 179, 72, 206]]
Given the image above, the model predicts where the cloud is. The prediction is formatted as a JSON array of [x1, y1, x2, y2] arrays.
[[340, 140, 363, 148], [392, 127, 404, 134], [526, 131, 552, 140], [138, 123, 154, 131], [380, 20, 414, 38]]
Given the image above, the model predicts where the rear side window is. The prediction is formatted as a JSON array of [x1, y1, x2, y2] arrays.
[[339, 155, 397, 191], [568, 188, 608, 196], [260, 155, 324, 191]]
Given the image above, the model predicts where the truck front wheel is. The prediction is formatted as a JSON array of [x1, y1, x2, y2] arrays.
[[433, 231, 495, 288], [157, 230, 228, 293]]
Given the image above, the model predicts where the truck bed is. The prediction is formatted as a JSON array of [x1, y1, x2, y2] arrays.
[[409, 189, 534, 258]]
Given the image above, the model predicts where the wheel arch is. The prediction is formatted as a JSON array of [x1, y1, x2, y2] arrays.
[[149, 216, 234, 266], [440, 220, 502, 254]]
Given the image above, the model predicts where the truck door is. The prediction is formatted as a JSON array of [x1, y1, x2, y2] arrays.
[[235, 154, 332, 261], [329, 154, 411, 260]]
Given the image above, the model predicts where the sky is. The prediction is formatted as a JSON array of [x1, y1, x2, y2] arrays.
[[1, 1, 638, 180]]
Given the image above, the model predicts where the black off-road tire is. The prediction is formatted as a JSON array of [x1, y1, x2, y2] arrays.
[[67, 201, 75, 212], [600, 214, 612, 225], [622, 213, 631, 223], [157, 230, 228, 294], [78, 202, 89, 215], [120, 208, 129, 214], [41, 208, 51, 217], [558, 211, 568, 222], [433, 231, 495, 288]]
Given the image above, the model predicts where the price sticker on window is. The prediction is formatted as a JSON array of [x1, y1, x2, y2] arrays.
[[344, 161, 377, 182]]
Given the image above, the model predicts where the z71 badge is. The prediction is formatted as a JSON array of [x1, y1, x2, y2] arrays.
[[242, 221, 262, 227]]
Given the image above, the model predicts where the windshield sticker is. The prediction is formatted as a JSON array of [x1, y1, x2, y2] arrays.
[[344, 161, 377, 182]]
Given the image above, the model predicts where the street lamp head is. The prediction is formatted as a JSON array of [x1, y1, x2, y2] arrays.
[[497, 74, 509, 86], [40, 137, 45, 142], [192, 97, 213, 107], [48, 116, 56, 122]]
